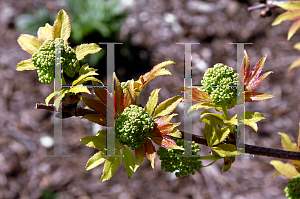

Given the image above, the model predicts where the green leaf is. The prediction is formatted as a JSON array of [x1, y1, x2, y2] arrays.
[[188, 102, 223, 114], [212, 144, 237, 157], [101, 150, 122, 182], [80, 135, 106, 150], [153, 95, 182, 118], [145, 88, 160, 116], [211, 126, 231, 146], [202, 116, 217, 146], [72, 71, 99, 86], [270, 160, 299, 179], [45, 91, 61, 105], [278, 132, 299, 152], [272, 10, 300, 26], [79, 63, 97, 76], [85, 151, 107, 170], [16, 59, 37, 71], [244, 112, 265, 132], [69, 86, 91, 94], [75, 43, 102, 61], [200, 111, 227, 122], [53, 9, 71, 42], [122, 148, 135, 178], [225, 112, 265, 132]]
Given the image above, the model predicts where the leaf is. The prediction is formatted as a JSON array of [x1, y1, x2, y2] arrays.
[[224, 112, 265, 132], [145, 88, 160, 116], [69, 86, 91, 94], [122, 148, 135, 178], [153, 96, 182, 118], [144, 139, 156, 169], [294, 42, 300, 51], [75, 43, 102, 61], [114, 73, 124, 115], [154, 113, 178, 125], [167, 128, 182, 138], [212, 144, 237, 157], [143, 61, 175, 83], [79, 63, 98, 76], [278, 132, 300, 152], [82, 114, 106, 126], [17, 34, 42, 55], [288, 20, 300, 40], [188, 102, 223, 114], [202, 116, 216, 146], [270, 160, 299, 179], [134, 144, 146, 172], [85, 151, 107, 171], [277, 2, 300, 10], [37, 23, 53, 42], [272, 10, 300, 26], [244, 92, 275, 102], [211, 126, 231, 146], [80, 135, 106, 150], [45, 91, 61, 105], [81, 96, 106, 116], [16, 59, 37, 71], [123, 79, 135, 108], [53, 9, 71, 43], [289, 56, 300, 71], [72, 71, 98, 86], [101, 150, 122, 182], [244, 112, 265, 132]]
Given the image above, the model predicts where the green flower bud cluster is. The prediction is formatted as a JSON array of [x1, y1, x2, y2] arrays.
[[32, 38, 79, 84], [285, 174, 300, 199], [121, 81, 130, 94], [115, 105, 154, 150], [157, 139, 203, 178], [201, 63, 238, 106]]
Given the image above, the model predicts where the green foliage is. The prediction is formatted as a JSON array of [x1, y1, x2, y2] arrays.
[[115, 105, 154, 150], [32, 38, 79, 83], [201, 63, 238, 106], [65, 0, 129, 42], [285, 174, 300, 199], [15, 8, 55, 35], [157, 139, 203, 178]]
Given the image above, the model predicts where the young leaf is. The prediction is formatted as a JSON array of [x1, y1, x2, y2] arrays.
[[278, 132, 300, 152], [69, 86, 91, 94], [145, 88, 160, 116], [153, 96, 182, 118], [212, 144, 237, 157], [85, 151, 107, 170], [134, 144, 146, 172], [80, 135, 106, 150], [122, 148, 135, 178], [74, 43, 101, 61], [270, 160, 299, 179], [17, 34, 42, 55], [114, 73, 124, 115], [53, 9, 71, 43], [101, 150, 122, 182], [272, 10, 300, 26], [37, 23, 53, 42], [16, 59, 37, 71]]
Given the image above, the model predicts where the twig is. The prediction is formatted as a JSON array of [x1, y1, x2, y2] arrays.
[[36, 103, 300, 160]]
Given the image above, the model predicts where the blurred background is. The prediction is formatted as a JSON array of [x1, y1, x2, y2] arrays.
[[1, 0, 300, 198]]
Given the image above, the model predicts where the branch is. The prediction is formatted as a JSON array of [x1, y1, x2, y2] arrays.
[[36, 103, 300, 160]]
